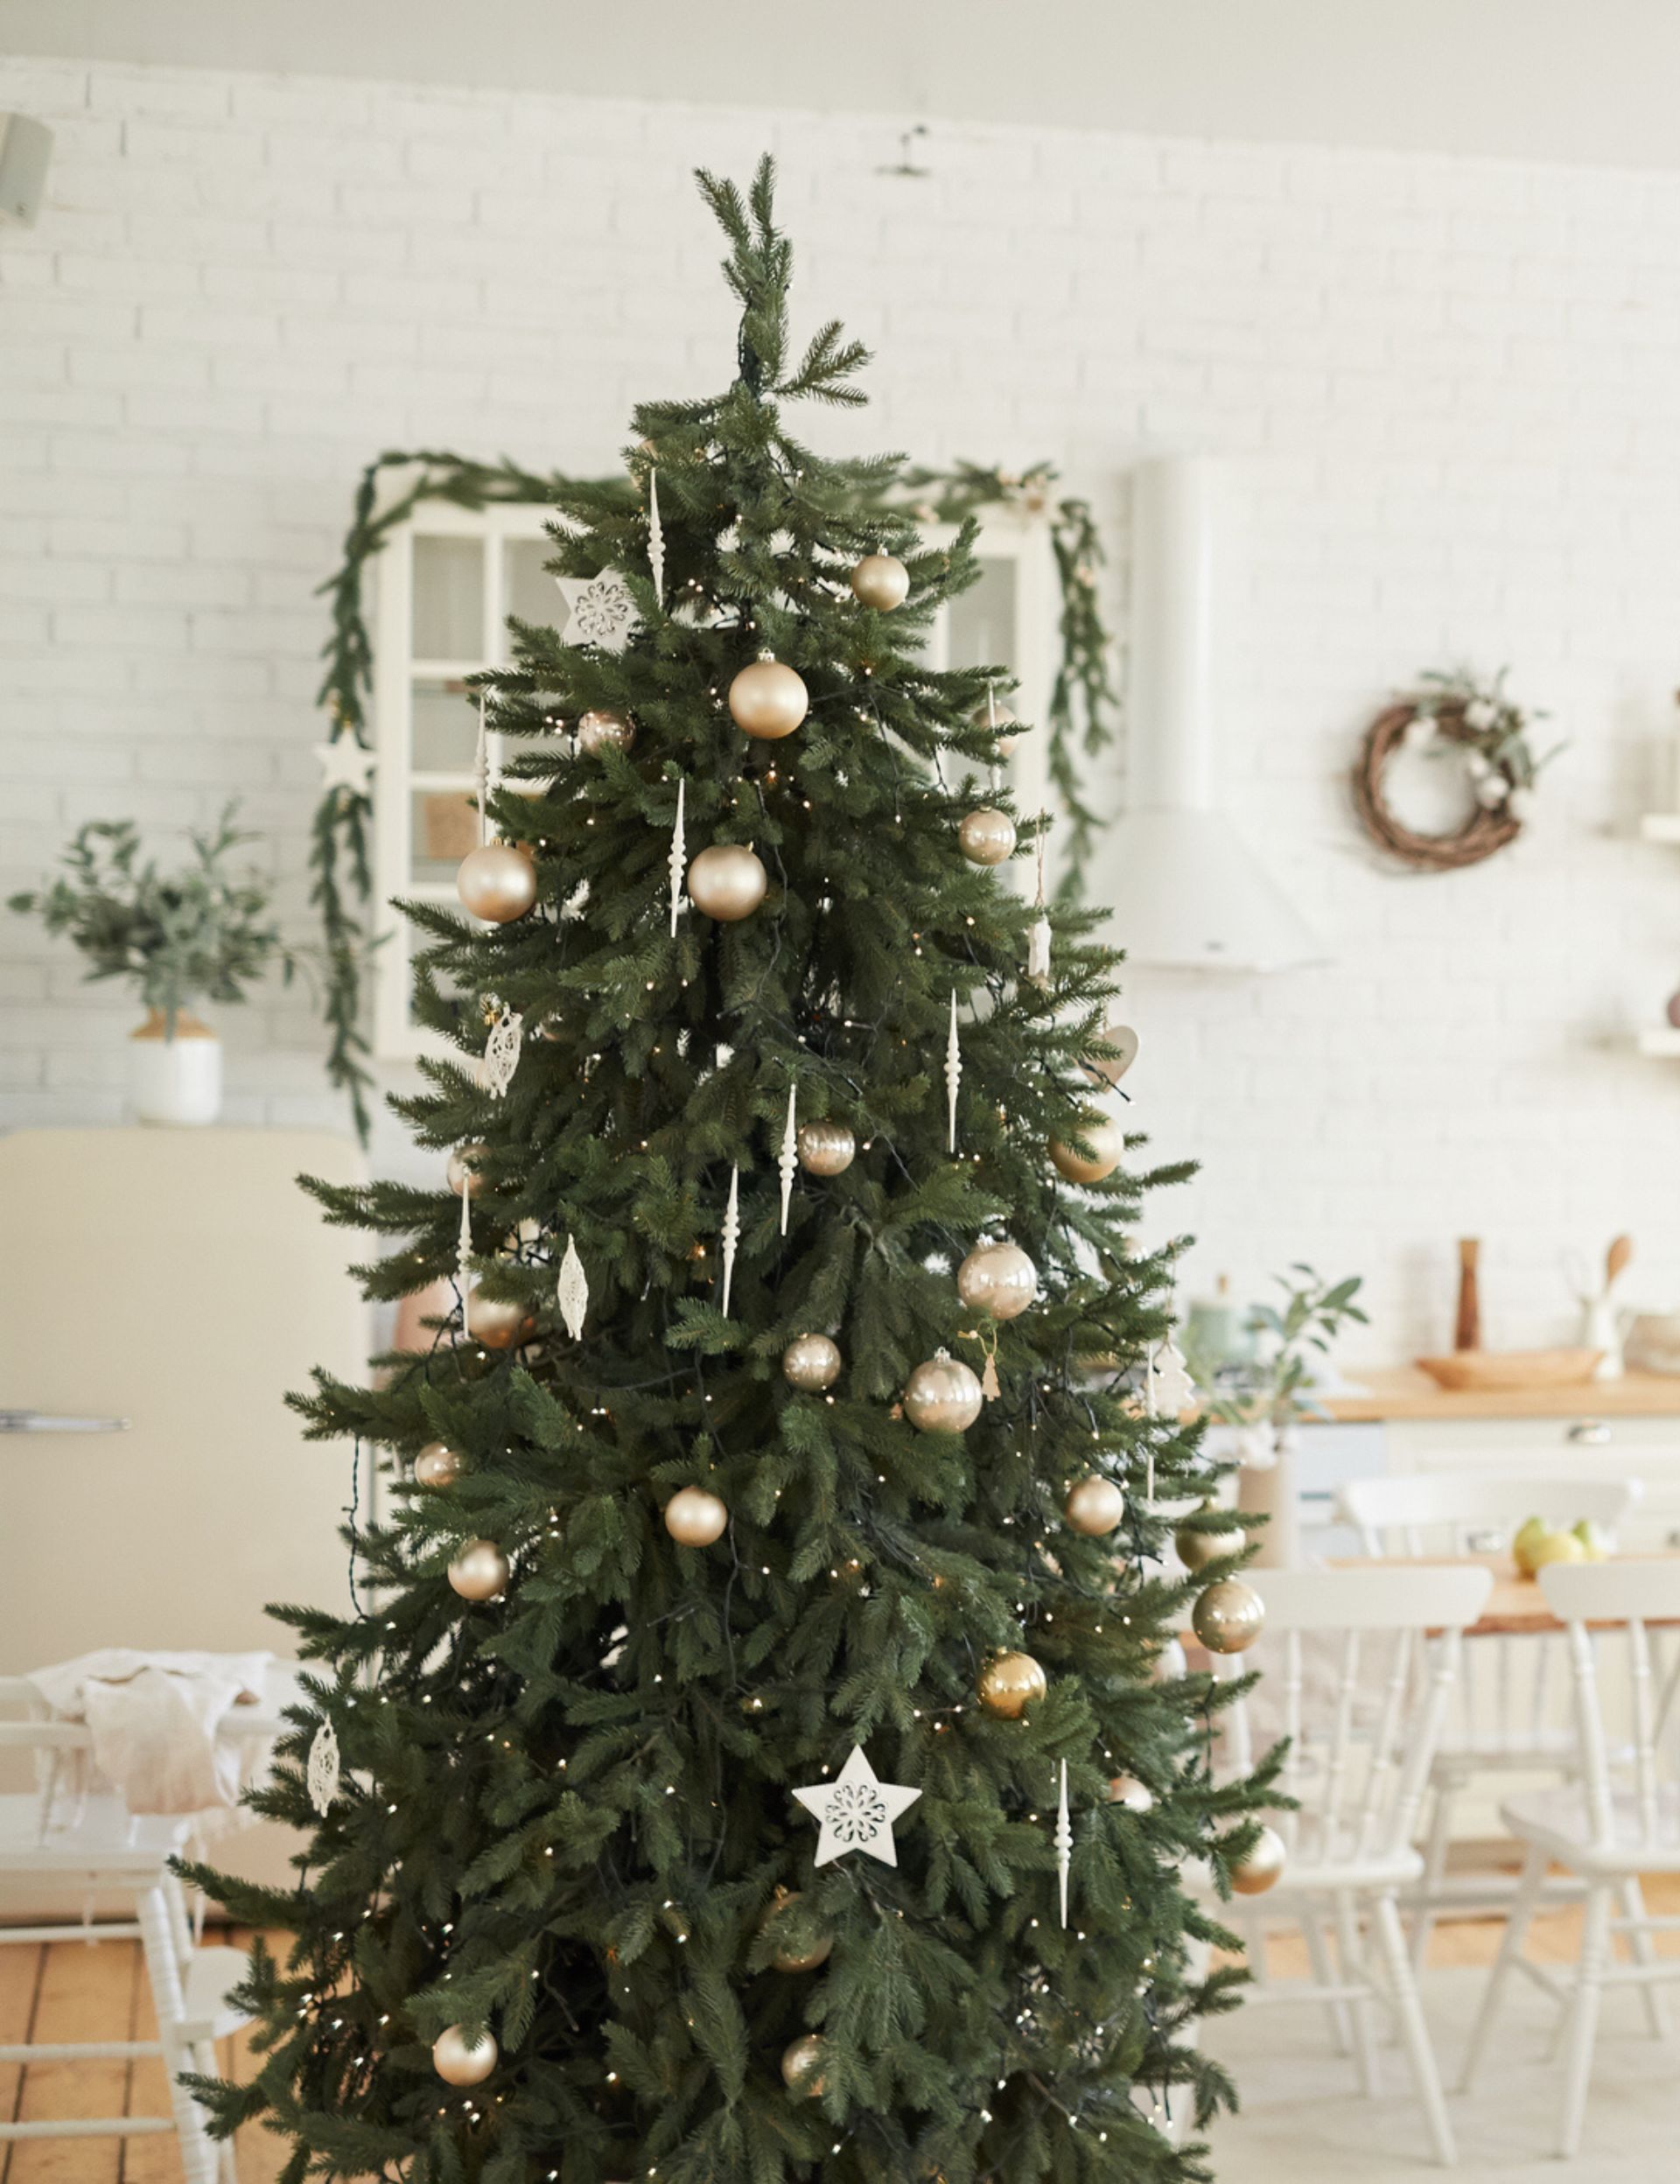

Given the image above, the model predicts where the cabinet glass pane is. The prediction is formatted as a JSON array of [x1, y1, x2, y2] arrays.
[[411, 679, 479, 774], [412, 788, 477, 886], [411, 536, 485, 662], [946, 556, 1018, 675], [504, 537, 558, 633]]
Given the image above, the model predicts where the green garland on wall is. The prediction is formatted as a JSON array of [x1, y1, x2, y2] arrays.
[[312, 450, 1117, 1138]]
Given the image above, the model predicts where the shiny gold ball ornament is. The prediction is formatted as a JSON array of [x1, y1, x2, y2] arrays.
[[456, 841, 537, 923], [432, 2024, 498, 2086], [1228, 1824, 1287, 1896], [957, 808, 1017, 865], [902, 1351, 984, 1434], [687, 843, 767, 921], [1109, 1774, 1154, 1813], [795, 1118, 856, 1177], [780, 2034, 828, 2096], [576, 707, 636, 756], [1193, 1577, 1266, 1656], [971, 695, 1018, 758], [1064, 1475, 1126, 1536], [850, 552, 910, 612], [446, 1143, 487, 1197], [781, 1333, 842, 1390], [664, 1486, 729, 1547], [1048, 1111, 1124, 1184], [764, 1890, 833, 1973], [1176, 1520, 1244, 1572], [978, 1650, 1047, 1719], [447, 1540, 509, 1603], [465, 1291, 534, 1350], [414, 1440, 464, 1491], [956, 1241, 1037, 1320], [729, 659, 808, 740]]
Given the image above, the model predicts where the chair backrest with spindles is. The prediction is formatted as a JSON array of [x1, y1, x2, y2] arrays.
[[1336, 1472, 1642, 1763], [1213, 1565, 1493, 1873], [1537, 1559, 1680, 1858]]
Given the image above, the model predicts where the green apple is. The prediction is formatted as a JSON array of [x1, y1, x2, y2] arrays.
[[1572, 1519, 1610, 1564]]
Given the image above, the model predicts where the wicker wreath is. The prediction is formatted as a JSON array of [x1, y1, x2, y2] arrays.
[[1352, 697, 1525, 872]]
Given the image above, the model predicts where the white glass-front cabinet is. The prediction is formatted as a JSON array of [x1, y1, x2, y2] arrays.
[[370, 501, 1059, 1060]]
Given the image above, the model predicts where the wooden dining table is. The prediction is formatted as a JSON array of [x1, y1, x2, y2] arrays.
[[1331, 1552, 1680, 1635]]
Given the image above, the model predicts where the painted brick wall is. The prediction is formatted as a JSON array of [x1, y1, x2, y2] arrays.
[[5, 55, 1680, 1358]]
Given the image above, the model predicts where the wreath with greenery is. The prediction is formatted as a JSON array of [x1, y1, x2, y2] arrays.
[[1351, 667, 1557, 875], [309, 451, 1118, 1137]]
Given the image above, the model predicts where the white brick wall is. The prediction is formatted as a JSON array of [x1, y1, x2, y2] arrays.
[[6, 55, 1680, 1356]]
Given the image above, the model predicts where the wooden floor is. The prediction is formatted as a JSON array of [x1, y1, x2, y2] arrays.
[[7, 1880, 1680, 2180]]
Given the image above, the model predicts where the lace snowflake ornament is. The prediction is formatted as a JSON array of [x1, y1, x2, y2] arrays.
[[793, 1746, 921, 1868], [555, 570, 640, 655], [306, 1721, 340, 1816]]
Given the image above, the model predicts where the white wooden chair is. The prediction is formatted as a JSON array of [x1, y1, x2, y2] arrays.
[[1338, 1470, 1642, 1966], [1212, 1563, 1493, 2167], [1460, 1559, 1680, 2159], [0, 1677, 248, 2182]]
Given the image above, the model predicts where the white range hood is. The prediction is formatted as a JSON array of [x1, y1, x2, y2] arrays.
[[1100, 457, 1324, 972]]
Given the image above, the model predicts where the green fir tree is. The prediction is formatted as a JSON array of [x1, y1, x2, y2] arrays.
[[196, 158, 1272, 2184]]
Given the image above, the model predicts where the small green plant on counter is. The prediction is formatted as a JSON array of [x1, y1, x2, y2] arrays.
[[9, 803, 290, 1033], [1190, 1264, 1368, 1431]]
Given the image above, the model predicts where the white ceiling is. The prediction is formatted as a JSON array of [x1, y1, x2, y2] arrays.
[[9, 0, 1680, 171]]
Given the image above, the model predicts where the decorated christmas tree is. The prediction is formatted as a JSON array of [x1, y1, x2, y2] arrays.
[[199, 160, 1275, 2184]]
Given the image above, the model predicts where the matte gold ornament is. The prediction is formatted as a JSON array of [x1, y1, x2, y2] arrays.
[[687, 843, 766, 920], [432, 2024, 498, 2086], [1109, 1774, 1154, 1813], [780, 2034, 827, 2096], [1049, 1112, 1124, 1184], [577, 708, 636, 756], [903, 1350, 983, 1434], [973, 690, 1018, 758], [978, 1650, 1046, 1718], [456, 841, 537, 923], [958, 808, 1017, 866], [729, 659, 808, 740], [1085, 1021, 1140, 1088], [782, 1332, 842, 1390], [956, 1241, 1037, 1320], [1176, 1519, 1244, 1572], [447, 1540, 509, 1602], [465, 1291, 534, 1349], [664, 1485, 728, 1547], [1064, 1475, 1126, 1536], [414, 1440, 464, 1490], [764, 1888, 833, 1973], [1193, 1578, 1266, 1656], [796, 1117, 855, 1177], [850, 552, 909, 611], [1229, 1823, 1288, 1896], [446, 1143, 487, 1197]]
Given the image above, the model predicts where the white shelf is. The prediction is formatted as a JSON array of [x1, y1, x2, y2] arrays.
[[1636, 1028, 1680, 1058], [1641, 814, 1680, 844]]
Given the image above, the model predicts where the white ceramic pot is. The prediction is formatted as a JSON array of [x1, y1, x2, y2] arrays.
[[1236, 1421, 1302, 1570], [130, 1009, 221, 1126]]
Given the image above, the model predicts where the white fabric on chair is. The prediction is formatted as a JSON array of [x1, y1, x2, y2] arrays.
[[27, 1649, 274, 1821]]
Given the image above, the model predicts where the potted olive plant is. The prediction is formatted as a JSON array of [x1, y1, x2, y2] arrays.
[[10, 806, 290, 1125]]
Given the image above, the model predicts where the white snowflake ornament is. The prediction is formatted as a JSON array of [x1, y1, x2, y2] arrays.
[[306, 1720, 340, 1816], [481, 1007, 523, 1100], [793, 1746, 921, 1868], [556, 1234, 588, 1340], [556, 570, 640, 654]]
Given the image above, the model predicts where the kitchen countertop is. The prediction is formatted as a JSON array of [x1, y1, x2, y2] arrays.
[[1317, 1367, 1680, 1424]]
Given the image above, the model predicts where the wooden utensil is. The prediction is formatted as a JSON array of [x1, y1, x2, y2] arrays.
[[1455, 1237, 1481, 1352], [1606, 1234, 1634, 1288]]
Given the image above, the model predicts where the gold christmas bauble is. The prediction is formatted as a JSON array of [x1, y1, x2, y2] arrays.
[[978, 1650, 1047, 1718], [956, 1241, 1036, 1320], [902, 1351, 983, 1434], [782, 1332, 842, 1390], [446, 1142, 487, 1197], [1048, 1113, 1123, 1184], [780, 2034, 827, 2096], [664, 1486, 729, 1547], [1229, 1824, 1287, 1896], [850, 553, 910, 612], [765, 1890, 833, 1973], [414, 1440, 463, 1490], [688, 843, 767, 920], [576, 707, 636, 756], [971, 695, 1018, 758], [465, 1291, 535, 1349], [456, 841, 537, 923], [957, 808, 1017, 865], [796, 1118, 855, 1177], [1109, 1774, 1154, 1813], [1087, 1021, 1140, 1088], [1064, 1475, 1126, 1536], [1193, 1578, 1266, 1656], [447, 1540, 509, 1603], [432, 2024, 498, 2086], [729, 659, 808, 740], [1176, 1521, 1244, 1572]]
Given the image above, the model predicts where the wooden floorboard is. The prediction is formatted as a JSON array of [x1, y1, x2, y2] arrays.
[[7, 1934, 129, 2184]]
